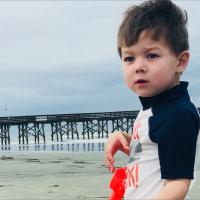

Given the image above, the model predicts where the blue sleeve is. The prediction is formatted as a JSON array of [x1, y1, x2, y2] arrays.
[[150, 106, 199, 179]]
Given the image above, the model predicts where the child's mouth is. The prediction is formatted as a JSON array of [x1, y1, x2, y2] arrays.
[[134, 79, 148, 84]]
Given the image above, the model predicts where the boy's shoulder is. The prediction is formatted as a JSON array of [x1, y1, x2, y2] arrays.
[[153, 96, 199, 122], [149, 97, 199, 142]]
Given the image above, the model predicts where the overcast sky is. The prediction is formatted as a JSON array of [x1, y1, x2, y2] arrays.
[[0, 1, 199, 117]]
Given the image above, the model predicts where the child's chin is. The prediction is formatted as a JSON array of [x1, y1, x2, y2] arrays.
[[136, 90, 159, 97], [137, 92, 153, 98]]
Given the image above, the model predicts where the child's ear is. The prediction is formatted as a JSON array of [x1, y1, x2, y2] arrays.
[[176, 50, 190, 73]]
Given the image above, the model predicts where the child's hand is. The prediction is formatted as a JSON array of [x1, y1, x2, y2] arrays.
[[105, 131, 131, 173]]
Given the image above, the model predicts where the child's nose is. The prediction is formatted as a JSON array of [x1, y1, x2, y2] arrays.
[[134, 59, 147, 73]]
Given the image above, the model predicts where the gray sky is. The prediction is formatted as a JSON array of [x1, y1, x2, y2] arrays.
[[0, 1, 199, 117]]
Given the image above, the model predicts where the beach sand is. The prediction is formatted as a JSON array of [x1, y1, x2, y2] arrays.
[[0, 151, 199, 200], [0, 151, 127, 200]]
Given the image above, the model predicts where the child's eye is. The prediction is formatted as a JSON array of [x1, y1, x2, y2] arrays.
[[147, 53, 159, 60], [124, 56, 135, 62]]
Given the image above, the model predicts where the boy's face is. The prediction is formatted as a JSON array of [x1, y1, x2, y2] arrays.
[[121, 31, 187, 97]]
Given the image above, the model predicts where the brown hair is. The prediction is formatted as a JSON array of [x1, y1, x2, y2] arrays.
[[117, 0, 189, 57]]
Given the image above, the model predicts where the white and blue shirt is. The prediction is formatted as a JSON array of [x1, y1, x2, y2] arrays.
[[124, 82, 200, 199]]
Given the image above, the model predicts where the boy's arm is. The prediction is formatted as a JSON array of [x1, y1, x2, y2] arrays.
[[152, 179, 191, 200]]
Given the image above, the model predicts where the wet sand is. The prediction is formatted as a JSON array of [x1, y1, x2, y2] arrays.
[[0, 151, 199, 199], [0, 151, 127, 200]]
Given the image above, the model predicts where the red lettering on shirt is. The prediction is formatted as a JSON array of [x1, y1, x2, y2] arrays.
[[132, 122, 141, 141], [125, 164, 139, 189]]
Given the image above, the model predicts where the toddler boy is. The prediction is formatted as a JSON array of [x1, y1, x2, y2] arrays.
[[105, 0, 200, 199]]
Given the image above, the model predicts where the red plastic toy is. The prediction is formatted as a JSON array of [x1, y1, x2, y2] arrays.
[[109, 167, 127, 200]]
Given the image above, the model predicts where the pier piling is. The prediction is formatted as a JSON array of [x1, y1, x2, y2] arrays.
[[0, 110, 141, 145]]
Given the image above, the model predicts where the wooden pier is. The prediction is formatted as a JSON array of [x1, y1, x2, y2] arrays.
[[0, 110, 139, 145]]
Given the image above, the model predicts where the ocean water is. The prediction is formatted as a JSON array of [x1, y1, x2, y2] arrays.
[[0, 138, 107, 153], [0, 142, 105, 153]]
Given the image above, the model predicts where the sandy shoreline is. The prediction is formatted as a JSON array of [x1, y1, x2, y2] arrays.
[[0, 151, 127, 200], [0, 151, 199, 199]]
